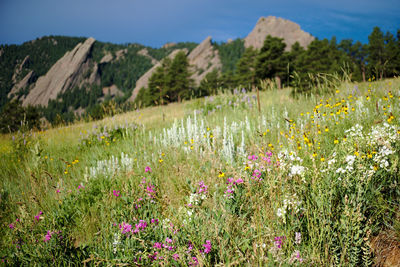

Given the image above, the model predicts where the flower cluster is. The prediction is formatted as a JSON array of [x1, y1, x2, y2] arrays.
[[224, 177, 244, 199]]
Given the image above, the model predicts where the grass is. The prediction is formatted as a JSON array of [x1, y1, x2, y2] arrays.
[[1, 77, 400, 266]]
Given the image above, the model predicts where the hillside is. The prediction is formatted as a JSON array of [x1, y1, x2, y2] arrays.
[[1, 77, 400, 265]]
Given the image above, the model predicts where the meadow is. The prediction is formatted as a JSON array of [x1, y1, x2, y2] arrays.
[[1, 78, 400, 266]]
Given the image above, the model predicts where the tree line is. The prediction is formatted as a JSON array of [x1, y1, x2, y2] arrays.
[[135, 26, 400, 109]]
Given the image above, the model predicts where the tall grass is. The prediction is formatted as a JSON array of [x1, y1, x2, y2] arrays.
[[1, 78, 399, 265]]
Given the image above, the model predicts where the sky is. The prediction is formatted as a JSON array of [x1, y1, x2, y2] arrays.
[[0, 0, 399, 47]]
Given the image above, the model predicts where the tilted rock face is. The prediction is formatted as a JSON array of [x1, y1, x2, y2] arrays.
[[8, 70, 36, 100], [12, 55, 30, 83], [22, 37, 96, 107], [244, 16, 314, 51], [128, 49, 188, 102], [138, 48, 158, 65], [188, 36, 222, 85]]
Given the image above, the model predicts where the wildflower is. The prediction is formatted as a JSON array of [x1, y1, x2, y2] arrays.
[[290, 165, 306, 177], [189, 256, 199, 266], [145, 166, 152, 172], [197, 181, 208, 195], [9, 223, 14, 229], [113, 190, 120, 197], [295, 232, 301, 244], [151, 218, 159, 225], [44, 231, 52, 242], [218, 171, 225, 178], [274, 236, 286, 249], [77, 184, 84, 190], [172, 253, 180, 260], [34, 211, 43, 222], [153, 242, 162, 249], [119, 222, 132, 234], [202, 240, 212, 254], [159, 159, 163, 163]]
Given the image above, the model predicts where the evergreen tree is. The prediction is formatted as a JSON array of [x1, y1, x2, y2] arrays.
[[383, 31, 399, 77], [165, 51, 193, 102], [198, 69, 221, 96], [254, 35, 288, 88], [0, 100, 41, 133], [235, 47, 258, 89], [368, 27, 385, 79]]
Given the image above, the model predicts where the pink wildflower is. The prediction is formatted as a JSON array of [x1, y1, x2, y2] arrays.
[[202, 240, 212, 254], [133, 220, 147, 233], [113, 190, 120, 197], [77, 184, 84, 190], [145, 166, 152, 172], [235, 178, 244, 184], [44, 231, 52, 242], [153, 242, 162, 249], [34, 211, 43, 222], [9, 223, 14, 229], [197, 181, 208, 194], [119, 222, 132, 234], [151, 218, 159, 225], [172, 253, 180, 260], [189, 256, 199, 266]]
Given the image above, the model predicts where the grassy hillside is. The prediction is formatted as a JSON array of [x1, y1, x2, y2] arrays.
[[1, 78, 400, 265]]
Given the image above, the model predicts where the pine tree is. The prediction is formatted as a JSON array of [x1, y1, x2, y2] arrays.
[[368, 27, 385, 79], [235, 47, 258, 89], [254, 35, 288, 88], [165, 51, 193, 102]]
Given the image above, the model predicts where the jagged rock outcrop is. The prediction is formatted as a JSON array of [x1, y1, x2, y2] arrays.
[[128, 49, 188, 102], [100, 53, 113, 64], [115, 49, 127, 61], [244, 16, 314, 51], [22, 37, 96, 107], [188, 36, 222, 85], [12, 55, 30, 83], [102, 85, 123, 98], [8, 70, 36, 100], [138, 48, 158, 65]]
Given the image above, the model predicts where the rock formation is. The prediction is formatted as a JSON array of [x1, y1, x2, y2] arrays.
[[12, 55, 30, 83], [187, 36, 222, 85], [102, 85, 123, 98], [137, 48, 158, 65], [100, 53, 113, 64], [128, 49, 188, 102], [8, 70, 36, 100], [244, 16, 314, 51], [22, 37, 96, 107]]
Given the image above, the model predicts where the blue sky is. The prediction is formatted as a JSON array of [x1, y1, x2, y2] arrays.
[[0, 0, 399, 47]]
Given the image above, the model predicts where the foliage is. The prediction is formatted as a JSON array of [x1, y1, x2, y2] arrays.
[[0, 100, 41, 133], [135, 51, 193, 107], [1, 77, 400, 265], [214, 38, 245, 73]]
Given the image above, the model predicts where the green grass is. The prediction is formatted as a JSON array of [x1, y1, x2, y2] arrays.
[[1, 78, 400, 266]]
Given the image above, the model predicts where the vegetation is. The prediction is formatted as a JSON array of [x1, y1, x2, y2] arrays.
[[135, 51, 194, 107], [1, 76, 400, 265], [0, 101, 41, 133]]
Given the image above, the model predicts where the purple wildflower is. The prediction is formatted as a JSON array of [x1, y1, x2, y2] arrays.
[[202, 240, 212, 254], [44, 231, 52, 242]]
